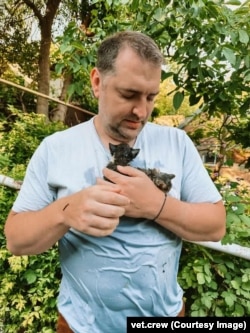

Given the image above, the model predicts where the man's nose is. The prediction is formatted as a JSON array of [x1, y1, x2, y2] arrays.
[[132, 98, 148, 118]]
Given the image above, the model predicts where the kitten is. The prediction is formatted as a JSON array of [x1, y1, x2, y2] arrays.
[[106, 143, 175, 193], [106, 143, 140, 169]]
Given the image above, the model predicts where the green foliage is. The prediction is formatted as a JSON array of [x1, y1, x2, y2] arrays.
[[228, 115, 250, 149], [219, 179, 250, 247], [0, 110, 66, 332], [50, 0, 250, 154], [100, 0, 249, 118], [179, 176, 250, 317], [1, 0, 250, 323], [1, 109, 250, 332], [2, 0, 249, 150], [179, 244, 250, 317], [53, 22, 98, 112], [0, 106, 66, 167], [0, 73, 36, 119], [154, 78, 201, 118], [0, 248, 61, 333], [0, 2, 39, 79], [168, 1, 250, 116]]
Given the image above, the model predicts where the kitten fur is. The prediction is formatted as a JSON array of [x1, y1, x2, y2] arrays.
[[106, 143, 175, 193]]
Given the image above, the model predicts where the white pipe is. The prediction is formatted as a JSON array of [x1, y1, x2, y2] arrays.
[[189, 241, 250, 261], [0, 175, 22, 190]]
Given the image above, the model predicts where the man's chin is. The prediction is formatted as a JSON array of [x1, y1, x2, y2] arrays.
[[110, 123, 144, 141], [120, 128, 142, 141]]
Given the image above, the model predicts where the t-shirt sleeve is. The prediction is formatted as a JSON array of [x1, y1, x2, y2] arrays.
[[12, 139, 56, 212]]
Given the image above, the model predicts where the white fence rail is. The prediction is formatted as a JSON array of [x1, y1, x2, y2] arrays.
[[190, 241, 250, 261]]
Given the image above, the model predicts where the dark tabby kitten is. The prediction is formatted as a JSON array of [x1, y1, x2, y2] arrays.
[[106, 143, 175, 193]]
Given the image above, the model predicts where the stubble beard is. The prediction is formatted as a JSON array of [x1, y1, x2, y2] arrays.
[[108, 121, 145, 143]]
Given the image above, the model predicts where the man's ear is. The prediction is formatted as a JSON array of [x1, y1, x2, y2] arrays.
[[90, 68, 101, 98]]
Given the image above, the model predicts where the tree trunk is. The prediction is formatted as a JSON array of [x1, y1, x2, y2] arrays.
[[50, 73, 72, 122], [36, 27, 51, 118], [23, 0, 62, 119]]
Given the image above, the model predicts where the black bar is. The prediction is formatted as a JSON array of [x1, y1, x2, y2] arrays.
[[127, 317, 249, 332]]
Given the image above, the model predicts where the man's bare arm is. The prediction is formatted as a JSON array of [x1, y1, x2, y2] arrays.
[[154, 197, 226, 242], [4, 183, 130, 256], [102, 166, 226, 242]]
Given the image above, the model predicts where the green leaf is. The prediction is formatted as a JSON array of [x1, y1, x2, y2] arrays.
[[131, 0, 140, 11], [244, 55, 250, 68], [153, 8, 166, 22], [230, 203, 245, 215], [226, 211, 241, 224], [202, 297, 212, 308], [54, 63, 65, 75], [71, 41, 86, 51], [222, 47, 236, 66], [161, 71, 173, 81], [222, 291, 237, 307], [232, 303, 245, 316], [244, 72, 250, 82], [173, 91, 184, 110], [67, 83, 76, 99], [191, 58, 199, 68], [239, 30, 249, 45], [215, 307, 224, 316], [225, 1, 242, 5], [225, 261, 235, 270], [197, 272, 205, 284], [189, 94, 202, 106], [226, 194, 241, 203], [240, 214, 250, 225], [225, 295, 236, 307], [231, 279, 241, 289], [60, 44, 73, 54], [24, 270, 37, 284], [188, 46, 197, 56]]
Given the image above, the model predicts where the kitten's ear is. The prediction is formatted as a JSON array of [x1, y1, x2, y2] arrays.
[[109, 143, 116, 155], [132, 149, 140, 158]]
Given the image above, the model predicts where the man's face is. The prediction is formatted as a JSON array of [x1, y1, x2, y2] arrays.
[[91, 47, 162, 144]]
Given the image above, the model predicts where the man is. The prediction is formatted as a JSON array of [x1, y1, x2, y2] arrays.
[[5, 31, 226, 333]]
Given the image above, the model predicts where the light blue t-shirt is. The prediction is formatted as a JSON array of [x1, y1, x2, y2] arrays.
[[12, 117, 222, 333]]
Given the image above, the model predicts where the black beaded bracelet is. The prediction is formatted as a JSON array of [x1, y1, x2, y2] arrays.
[[153, 193, 167, 221]]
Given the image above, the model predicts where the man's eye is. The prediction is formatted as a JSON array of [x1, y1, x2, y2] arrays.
[[122, 94, 134, 100], [147, 95, 155, 102]]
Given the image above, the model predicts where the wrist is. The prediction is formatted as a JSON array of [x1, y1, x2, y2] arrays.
[[153, 192, 167, 221], [55, 197, 72, 229]]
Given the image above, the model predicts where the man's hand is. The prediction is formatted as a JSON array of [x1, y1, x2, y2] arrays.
[[62, 183, 130, 237], [101, 166, 164, 220], [5, 181, 131, 255]]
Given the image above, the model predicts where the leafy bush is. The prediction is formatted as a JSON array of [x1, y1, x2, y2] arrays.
[[0, 106, 67, 167], [0, 109, 249, 332], [179, 177, 250, 316], [0, 109, 66, 332], [179, 244, 250, 317], [0, 74, 36, 120]]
